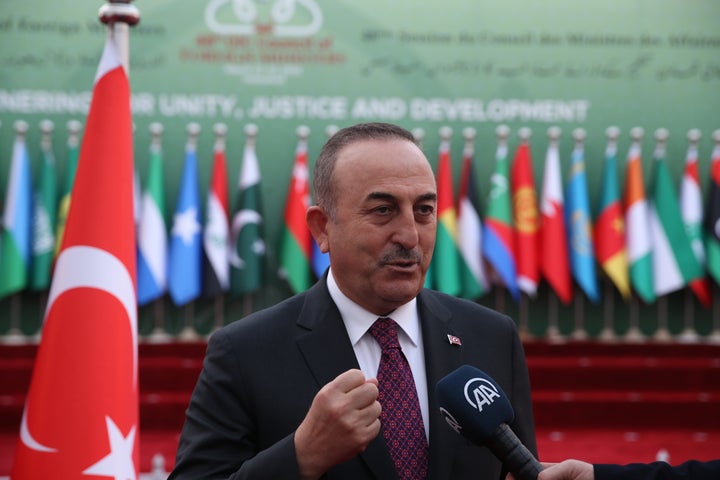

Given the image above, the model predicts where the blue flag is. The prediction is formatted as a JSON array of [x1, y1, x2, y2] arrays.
[[168, 143, 202, 305], [311, 238, 330, 279], [565, 143, 600, 303]]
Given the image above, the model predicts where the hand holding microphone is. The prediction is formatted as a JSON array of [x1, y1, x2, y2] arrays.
[[436, 365, 543, 480]]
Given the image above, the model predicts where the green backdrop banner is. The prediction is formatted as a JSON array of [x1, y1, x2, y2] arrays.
[[0, 0, 718, 333]]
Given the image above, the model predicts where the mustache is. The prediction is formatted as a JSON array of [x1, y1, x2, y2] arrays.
[[380, 248, 422, 264]]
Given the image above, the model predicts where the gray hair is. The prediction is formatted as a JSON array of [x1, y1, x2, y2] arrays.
[[313, 122, 419, 219]]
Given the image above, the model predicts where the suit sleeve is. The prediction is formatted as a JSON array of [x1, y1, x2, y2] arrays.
[[169, 329, 302, 480], [594, 460, 720, 480], [508, 319, 538, 458]]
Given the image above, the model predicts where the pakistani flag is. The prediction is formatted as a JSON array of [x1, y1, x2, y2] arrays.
[[230, 126, 266, 295], [30, 120, 58, 291]]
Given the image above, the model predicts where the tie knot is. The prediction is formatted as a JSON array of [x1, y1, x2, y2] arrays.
[[369, 317, 400, 351]]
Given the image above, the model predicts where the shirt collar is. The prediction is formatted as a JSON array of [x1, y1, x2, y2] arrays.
[[327, 268, 420, 347]]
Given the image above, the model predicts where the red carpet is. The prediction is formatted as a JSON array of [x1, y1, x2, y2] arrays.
[[1, 340, 718, 475]]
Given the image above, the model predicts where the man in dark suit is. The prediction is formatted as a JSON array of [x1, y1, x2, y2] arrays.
[[170, 122, 537, 479]]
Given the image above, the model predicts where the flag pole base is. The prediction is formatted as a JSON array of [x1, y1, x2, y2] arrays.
[[677, 328, 700, 344], [146, 328, 173, 344], [597, 327, 617, 343], [623, 326, 645, 343], [570, 328, 588, 341], [707, 329, 720, 345], [1, 328, 27, 345], [178, 326, 201, 342], [544, 325, 565, 344], [652, 327, 673, 343]]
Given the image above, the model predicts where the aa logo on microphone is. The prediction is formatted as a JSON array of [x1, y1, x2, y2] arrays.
[[464, 377, 501, 412]]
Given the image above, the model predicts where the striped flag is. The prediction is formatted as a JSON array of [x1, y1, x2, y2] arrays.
[[431, 131, 462, 296], [0, 122, 33, 299], [539, 131, 572, 304], [648, 134, 704, 297], [511, 136, 540, 296], [594, 133, 630, 298], [202, 127, 231, 297], [679, 132, 711, 306], [278, 130, 312, 293], [11, 34, 138, 479], [705, 135, 720, 285], [54, 121, 81, 257], [136, 126, 167, 305], [457, 132, 489, 299], [29, 121, 58, 291], [482, 131, 519, 300], [167, 129, 203, 306], [624, 134, 655, 303], [230, 125, 266, 295], [565, 136, 599, 303]]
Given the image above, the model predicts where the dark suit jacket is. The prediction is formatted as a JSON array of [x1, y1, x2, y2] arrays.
[[170, 278, 537, 479], [595, 460, 720, 480]]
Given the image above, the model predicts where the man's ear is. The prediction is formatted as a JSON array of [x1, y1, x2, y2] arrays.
[[306, 206, 330, 253]]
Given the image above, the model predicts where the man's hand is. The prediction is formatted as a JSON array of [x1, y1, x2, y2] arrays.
[[536, 460, 594, 480], [294, 369, 381, 480]]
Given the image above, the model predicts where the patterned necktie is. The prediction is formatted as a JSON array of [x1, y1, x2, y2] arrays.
[[369, 317, 429, 480]]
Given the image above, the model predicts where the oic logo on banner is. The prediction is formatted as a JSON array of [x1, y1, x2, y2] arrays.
[[205, 0, 323, 37]]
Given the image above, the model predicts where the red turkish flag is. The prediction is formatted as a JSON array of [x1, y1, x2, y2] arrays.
[[11, 36, 138, 479]]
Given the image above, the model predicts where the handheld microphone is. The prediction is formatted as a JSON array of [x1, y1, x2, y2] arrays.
[[436, 364, 542, 480]]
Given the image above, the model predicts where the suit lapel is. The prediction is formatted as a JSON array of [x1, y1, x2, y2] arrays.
[[294, 279, 398, 479], [418, 290, 466, 480]]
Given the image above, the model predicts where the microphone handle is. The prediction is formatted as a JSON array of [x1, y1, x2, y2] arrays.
[[486, 423, 543, 480]]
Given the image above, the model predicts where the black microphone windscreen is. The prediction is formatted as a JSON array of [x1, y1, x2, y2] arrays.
[[435, 364, 515, 445]]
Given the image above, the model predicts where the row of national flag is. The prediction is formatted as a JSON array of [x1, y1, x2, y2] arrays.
[[423, 125, 720, 308], [2, 123, 720, 306]]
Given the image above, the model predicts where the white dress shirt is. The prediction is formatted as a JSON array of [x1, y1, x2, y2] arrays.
[[327, 268, 430, 439]]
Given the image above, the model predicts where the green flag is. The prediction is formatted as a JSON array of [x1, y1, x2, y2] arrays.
[[231, 129, 266, 295], [29, 121, 57, 290], [648, 138, 703, 296]]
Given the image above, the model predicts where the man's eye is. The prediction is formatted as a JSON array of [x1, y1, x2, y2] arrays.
[[417, 205, 435, 215]]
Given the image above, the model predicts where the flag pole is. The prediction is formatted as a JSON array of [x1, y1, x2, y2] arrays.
[[598, 279, 616, 342], [710, 284, 720, 344], [625, 296, 645, 342], [211, 122, 229, 334], [98, 0, 139, 74], [239, 122, 260, 318], [144, 122, 173, 343], [178, 122, 202, 342], [570, 127, 591, 341], [3, 120, 31, 345], [651, 128, 672, 342]]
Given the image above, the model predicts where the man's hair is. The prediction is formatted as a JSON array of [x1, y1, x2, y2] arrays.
[[313, 122, 419, 219]]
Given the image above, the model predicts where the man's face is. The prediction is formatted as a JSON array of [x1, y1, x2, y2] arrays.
[[325, 138, 437, 315]]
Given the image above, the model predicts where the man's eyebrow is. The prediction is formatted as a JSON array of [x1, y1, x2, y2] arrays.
[[365, 192, 437, 203], [366, 192, 397, 202], [416, 193, 437, 203]]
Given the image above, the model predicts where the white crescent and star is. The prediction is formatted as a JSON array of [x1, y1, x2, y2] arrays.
[[21, 245, 137, 466], [229, 209, 263, 268]]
